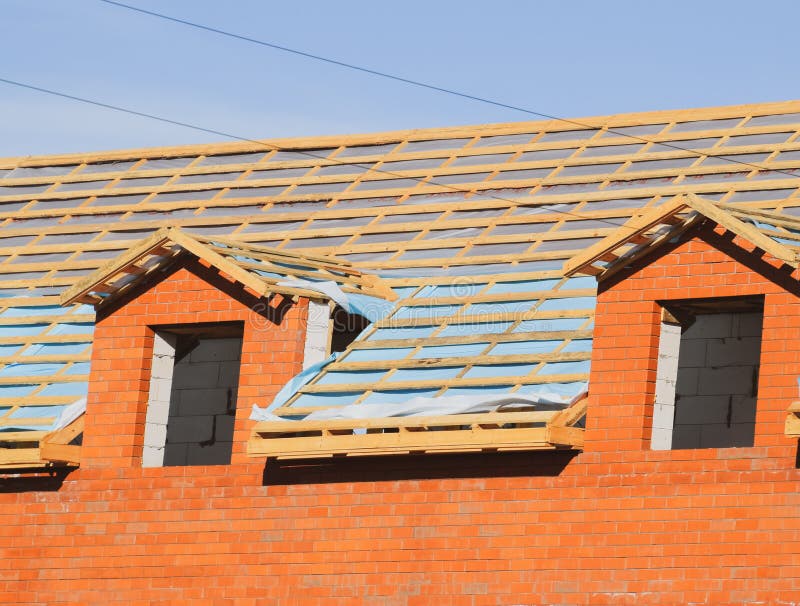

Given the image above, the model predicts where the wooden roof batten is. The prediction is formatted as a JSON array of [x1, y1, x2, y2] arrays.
[[563, 194, 800, 280], [59, 226, 397, 309]]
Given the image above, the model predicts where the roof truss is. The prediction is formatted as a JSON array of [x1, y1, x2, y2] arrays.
[[563, 194, 800, 279], [60, 227, 396, 308]]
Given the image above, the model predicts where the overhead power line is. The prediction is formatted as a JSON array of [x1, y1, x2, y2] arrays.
[[96, 0, 800, 178]]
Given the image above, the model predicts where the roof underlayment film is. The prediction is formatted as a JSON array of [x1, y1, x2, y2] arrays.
[[3, 101, 800, 432]]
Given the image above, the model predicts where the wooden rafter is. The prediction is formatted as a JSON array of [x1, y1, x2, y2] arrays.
[[3, 100, 800, 464], [564, 194, 800, 279], [59, 227, 396, 308]]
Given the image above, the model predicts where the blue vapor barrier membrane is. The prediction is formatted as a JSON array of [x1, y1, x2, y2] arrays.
[[315, 369, 387, 386], [344, 348, 416, 362], [0, 384, 37, 397], [539, 360, 592, 376], [21, 342, 91, 357], [387, 286, 419, 299], [488, 340, 562, 356], [276, 279, 395, 323], [387, 366, 464, 382], [366, 326, 438, 340], [0, 344, 22, 356], [391, 304, 462, 320], [437, 322, 514, 337], [538, 297, 597, 311], [360, 389, 440, 405], [516, 382, 588, 400], [0, 305, 69, 318], [9, 405, 65, 419], [253, 270, 284, 280], [0, 324, 52, 337], [514, 318, 589, 332], [438, 386, 520, 398], [562, 339, 593, 353], [0, 363, 67, 378], [1, 405, 67, 432], [413, 343, 489, 359], [464, 300, 538, 315], [38, 382, 88, 397], [424, 283, 487, 298], [270, 391, 362, 412], [486, 279, 560, 294], [463, 363, 538, 379], [261, 352, 341, 412], [51, 323, 95, 335], [65, 363, 91, 375], [345, 293, 396, 323], [563, 276, 598, 290]]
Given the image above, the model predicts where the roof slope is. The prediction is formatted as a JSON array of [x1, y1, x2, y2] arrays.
[[2, 100, 800, 433]]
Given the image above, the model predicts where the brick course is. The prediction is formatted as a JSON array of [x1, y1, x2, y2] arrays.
[[1, 230, 799, 604]]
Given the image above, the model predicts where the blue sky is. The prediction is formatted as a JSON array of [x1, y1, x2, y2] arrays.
[[1, 0, 798, 157]]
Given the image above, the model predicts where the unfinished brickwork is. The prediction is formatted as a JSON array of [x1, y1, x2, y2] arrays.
[[1, 226, 800, 604], [78, 256, 307, 469]]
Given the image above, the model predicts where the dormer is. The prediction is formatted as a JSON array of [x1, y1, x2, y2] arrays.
[[58, 227, 395, 468], [566, 194, 800, 452]]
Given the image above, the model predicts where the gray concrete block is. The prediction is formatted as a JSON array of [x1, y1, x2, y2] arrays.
[[143, 422, 167, 449], [172, 362, 220, 389], [671, 424, 702, 449], [215, 414, 236, 441], [189, 338, 242, 363], [695, 366, 755, 396], [142, 444, 165, 468], [699, 422, 754, 448], [149, 375, 174, 405], [682, 314, 732, 340], [217, 361, 241, 389], [677, 340, 707, 368], [177, 388, 231, 416], [734, 312, 764, 338], [674, 395, 730, 425], [185, 441, 232, 466], [166, 415, 214, 444], [151, 353, 175, 380], [163, 443, 188, 467], [675, 367, 699, 396], [706, 337, 761, 367], [731, 395, 757, 424]]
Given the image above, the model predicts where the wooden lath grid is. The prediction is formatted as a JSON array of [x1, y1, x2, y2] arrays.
[[0, 101, 800, 453]]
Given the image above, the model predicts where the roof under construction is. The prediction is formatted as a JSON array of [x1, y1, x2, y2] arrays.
[[3, 100, 800, 465]]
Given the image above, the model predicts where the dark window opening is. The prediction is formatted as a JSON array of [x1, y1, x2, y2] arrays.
[[329, 305, 370, 354], [144, 322, 243, 467], [655, 296, 763, 450]]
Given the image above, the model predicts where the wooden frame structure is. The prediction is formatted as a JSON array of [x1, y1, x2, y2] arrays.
[[0, 415, 83, 469], [60, 227, 396, 308], [564, 194, 800, 279], [248, 396, 586, 459], [4, 101, 800, 466], [786, 401, 800, 438]]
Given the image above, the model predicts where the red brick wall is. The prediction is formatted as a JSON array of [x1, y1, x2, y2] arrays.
[[1, 232, 799, 605], [81, 257, 308, 467]]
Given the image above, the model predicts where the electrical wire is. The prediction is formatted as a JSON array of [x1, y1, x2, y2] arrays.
[[96, 0, 800, 179]]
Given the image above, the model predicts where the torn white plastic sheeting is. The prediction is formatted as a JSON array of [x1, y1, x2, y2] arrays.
[[51, 397, 86, 431], [250, 390, 586, 423], [276, 279, 394, 323]]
